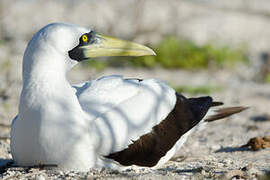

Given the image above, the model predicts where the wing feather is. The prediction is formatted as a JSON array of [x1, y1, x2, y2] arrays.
[[73, 75, 176, 155]]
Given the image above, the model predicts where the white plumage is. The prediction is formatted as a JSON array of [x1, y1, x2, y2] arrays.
[[10, 23, 177, 171], [10, 23, 246, 171]]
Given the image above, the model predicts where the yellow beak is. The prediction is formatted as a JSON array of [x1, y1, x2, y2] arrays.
[[80, 34, 156, 58]]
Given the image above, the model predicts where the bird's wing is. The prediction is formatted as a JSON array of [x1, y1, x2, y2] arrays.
[[73, 76, 247, 167], [73, 75, 157, 120], [72, 75, 177, 157]]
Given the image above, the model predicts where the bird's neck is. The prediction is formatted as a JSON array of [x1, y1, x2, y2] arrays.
[[23, 65, 68, 90], [19, 64, 83, 126], [22, 47, 69, 87], [18, 35, 85, 126], [20, 50, 76, 112]]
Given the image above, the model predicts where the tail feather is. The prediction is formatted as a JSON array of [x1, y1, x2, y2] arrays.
[[205, 106, 248, 122]]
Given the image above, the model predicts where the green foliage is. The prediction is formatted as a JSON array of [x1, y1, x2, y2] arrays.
[[84, 36, 248, 70], [173, 85, 222, 95], [0, 60, 11, 70], [264, 73, 270, 83], [3, 101, 10, 113]]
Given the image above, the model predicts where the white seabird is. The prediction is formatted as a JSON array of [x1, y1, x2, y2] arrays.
[[10, 23, 247, 171]]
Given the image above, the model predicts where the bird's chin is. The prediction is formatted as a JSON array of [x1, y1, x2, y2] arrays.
[[68, 45, 86, 62]]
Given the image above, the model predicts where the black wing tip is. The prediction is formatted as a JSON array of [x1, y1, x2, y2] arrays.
[[212, 101, 224, 107], [186, 96, 213, 122]]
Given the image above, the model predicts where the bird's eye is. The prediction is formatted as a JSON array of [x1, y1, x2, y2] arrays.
[[82, 35, 88, 42]]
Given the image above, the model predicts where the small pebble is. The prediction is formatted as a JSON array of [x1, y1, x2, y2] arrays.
[[58, 170, 64, 176], [210, 144, 221, 151], [201, 169, 206, 176], [35, 174, 46, 180]]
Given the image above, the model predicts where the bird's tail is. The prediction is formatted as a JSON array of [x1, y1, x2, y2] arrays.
[[187, 98, 248, 132], [204, 103, 248, 122], [185, 96, 247, 132], [185, 94, 248, 123]]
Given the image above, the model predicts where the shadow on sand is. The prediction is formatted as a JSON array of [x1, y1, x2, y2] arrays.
[[214, 146, 250, 153], [0, 158, 13, 174]]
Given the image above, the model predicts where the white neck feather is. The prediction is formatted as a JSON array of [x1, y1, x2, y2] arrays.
[[20, 41, 80, 118]]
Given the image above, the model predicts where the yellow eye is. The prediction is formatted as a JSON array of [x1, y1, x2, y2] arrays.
[[82, 35, 88, 42]]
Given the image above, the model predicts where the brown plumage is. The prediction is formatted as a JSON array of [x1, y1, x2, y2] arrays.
[[105, 93, 247, 167]]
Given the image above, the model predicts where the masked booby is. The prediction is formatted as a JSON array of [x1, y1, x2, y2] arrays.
[[10, 23, 247, 171]]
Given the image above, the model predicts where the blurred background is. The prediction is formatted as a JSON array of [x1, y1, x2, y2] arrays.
[[1, 0, 270, 122], [0, 0, 270, 176], [1, 0, 270, 120], [0, 0, 270, 138], [1, 0, 270, 125]]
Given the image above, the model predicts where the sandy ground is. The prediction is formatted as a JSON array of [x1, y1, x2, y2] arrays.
[[0, 66, 270, 179]]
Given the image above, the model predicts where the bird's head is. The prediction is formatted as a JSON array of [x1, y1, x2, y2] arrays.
[[67, 27, 156, 62], [23, 23, 155, 74]]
